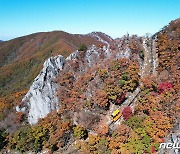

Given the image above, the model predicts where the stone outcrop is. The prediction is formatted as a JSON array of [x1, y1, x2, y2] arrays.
[[16, 35, 135, 125], [16, 55, 65, 125], [16, 45, 111, 125]]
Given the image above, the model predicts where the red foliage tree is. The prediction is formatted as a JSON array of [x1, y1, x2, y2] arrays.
[[122, 106, 132, 120], [151, 146, 156, 153], [158, 81, 172, 93], [116, 92, 126, 104], [161, 138, 165, 143]]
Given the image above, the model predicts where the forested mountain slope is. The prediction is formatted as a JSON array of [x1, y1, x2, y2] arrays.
[[0, 31, 111, 97], [0, 18, 179, 154]]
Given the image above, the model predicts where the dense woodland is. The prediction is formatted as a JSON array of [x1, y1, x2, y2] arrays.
[[0, 19, 179, 153]]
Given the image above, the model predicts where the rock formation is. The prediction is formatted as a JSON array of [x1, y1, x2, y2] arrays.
[[16, 55, 65, 124]]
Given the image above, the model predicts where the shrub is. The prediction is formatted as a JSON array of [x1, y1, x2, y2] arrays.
[[97, 69, 108, 79], [73, 125, 87, 139], [122, 106, 132, 120], [116, 92, 126, 104], [0, 129, 7, 149], [119, 79, 126, 87], [8, 126, 34, 152], [96, 138, 110, 153], [78, 44, 87, 52], [127, 115, 143, 129], [122, 72, 129, 81], [93, 90, 109, 108], [158, 81, 173, 93], [31, 125, 49, 152], [138, 50, 144, 60]]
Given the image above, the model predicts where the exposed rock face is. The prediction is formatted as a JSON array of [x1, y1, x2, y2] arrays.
[[152, 39, 158, 76], [16, 55, 65, 125], [88, 32, 112, 48], [17, 35, 138, 125], [17, 45, 111, 125], [66, 45, 112, 70], [140, 38, 152, 77]]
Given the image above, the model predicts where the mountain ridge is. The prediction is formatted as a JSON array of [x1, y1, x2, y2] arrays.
[[0, 30, 112, 97], [0, 18, 179, 154]]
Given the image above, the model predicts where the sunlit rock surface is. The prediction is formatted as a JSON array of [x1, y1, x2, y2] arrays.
[[17, 55, 65, 124]]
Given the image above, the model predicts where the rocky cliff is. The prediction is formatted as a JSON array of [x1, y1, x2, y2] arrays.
[[15, 32, 113, 125], [17, 36, 135, 125], [16, 55, 65, 124]]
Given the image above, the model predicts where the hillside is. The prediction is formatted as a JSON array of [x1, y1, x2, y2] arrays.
[[0, 18, 179, 154], [0, 31, 112, 97]]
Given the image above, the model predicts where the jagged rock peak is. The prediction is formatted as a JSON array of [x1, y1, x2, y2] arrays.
[[88, 32, 113, 46], [89, 31, 113, 40], [17, 45, 113, 125], [17, 41, 133, 125], [16, 55, 65, 125]]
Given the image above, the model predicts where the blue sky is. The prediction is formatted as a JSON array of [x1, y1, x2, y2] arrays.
[[0, 0, 179, 40]]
